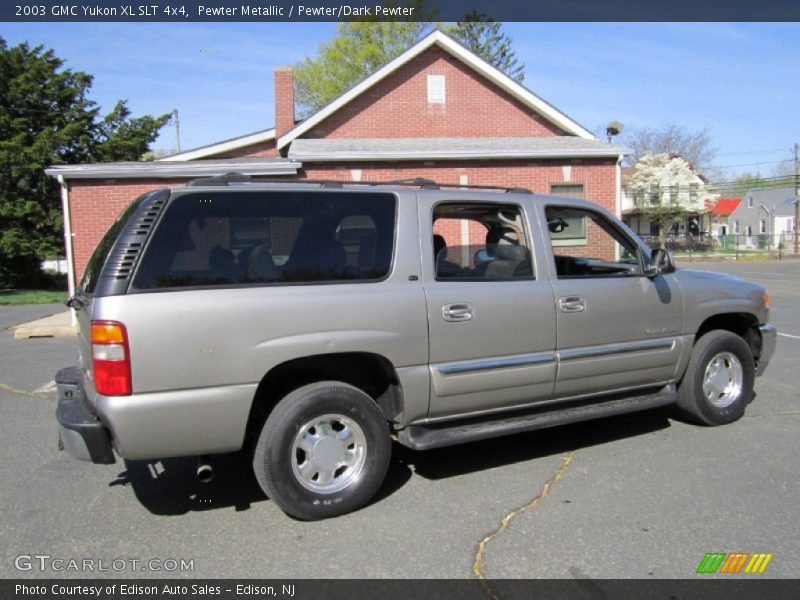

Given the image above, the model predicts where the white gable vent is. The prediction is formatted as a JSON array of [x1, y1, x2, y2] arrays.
[[427, 74, 446, 104]]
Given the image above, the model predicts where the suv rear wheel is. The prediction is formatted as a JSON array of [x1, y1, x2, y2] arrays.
[[252, 381, 391, 520], [676, 330, 755, 425]]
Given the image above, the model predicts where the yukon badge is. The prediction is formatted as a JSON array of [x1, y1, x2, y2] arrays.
[[646, 326, 677, 336]]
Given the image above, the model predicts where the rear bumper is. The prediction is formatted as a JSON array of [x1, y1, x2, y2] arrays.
[[55, 367, 115, 464], [757, 323, 777, 377]]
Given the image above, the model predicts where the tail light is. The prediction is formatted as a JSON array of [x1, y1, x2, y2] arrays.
[[91, 321, 132, 396]]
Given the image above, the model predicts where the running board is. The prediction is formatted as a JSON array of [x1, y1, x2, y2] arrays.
[[398, 384, 676, 451]]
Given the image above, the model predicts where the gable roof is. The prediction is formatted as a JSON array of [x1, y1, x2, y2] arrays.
[[739, 187, 798, 216], [709, 198, 741, 217], [158, 128, 276, 162], [278, 29, 596, 150]]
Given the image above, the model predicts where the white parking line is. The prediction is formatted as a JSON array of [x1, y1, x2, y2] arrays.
[[778, 332, 800, 340]]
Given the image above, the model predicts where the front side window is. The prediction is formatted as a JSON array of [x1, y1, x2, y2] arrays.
[[131, 191, 396, 290], [546, 206, 641, 278], [432, 203, 533, 281]]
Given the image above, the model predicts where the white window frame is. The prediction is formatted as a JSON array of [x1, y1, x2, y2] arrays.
[[759, 220, 767, 234]]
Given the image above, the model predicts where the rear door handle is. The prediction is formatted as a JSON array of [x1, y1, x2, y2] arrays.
[[442, 303, 474, 322], [559, 296, 586, 313]]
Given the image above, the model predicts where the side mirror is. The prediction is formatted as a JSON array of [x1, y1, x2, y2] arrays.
[[645, 248, 676, 278]]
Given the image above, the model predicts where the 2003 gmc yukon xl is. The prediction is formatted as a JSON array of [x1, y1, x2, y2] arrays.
[[56, 177, 777, 519]]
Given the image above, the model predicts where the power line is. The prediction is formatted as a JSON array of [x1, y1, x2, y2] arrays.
[[709, 158, 792, 170], [716, 147, 791, 157]]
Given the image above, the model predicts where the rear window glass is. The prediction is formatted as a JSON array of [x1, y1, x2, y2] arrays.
[[131, 191, 396, 290]]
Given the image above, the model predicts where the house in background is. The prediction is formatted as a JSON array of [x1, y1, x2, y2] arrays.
[[621, 154, 715, 241], [728, 187, 797, 249], [46, 29, 627, 296], [707, 197, 741, 237]]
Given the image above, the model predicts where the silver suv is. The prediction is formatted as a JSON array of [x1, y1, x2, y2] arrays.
[[56, 177, 777, 519]]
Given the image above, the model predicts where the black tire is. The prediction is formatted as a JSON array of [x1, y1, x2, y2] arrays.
[[676, 330, 755, 425], [252, 381, 391, 520]]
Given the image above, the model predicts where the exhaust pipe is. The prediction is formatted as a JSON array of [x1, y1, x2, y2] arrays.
[[196, 455, 213, 483]]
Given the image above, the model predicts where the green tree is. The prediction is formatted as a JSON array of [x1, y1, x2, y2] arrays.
[[448, 12, 525, 82], [628, 153, 717, 245], [294, 21, 432, 116], [293, 15, 526, 116], [725, 173, 770, 198], [0, 38, 170, 287]]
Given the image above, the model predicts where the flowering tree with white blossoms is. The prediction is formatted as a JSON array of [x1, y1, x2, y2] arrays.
[[628, 153, 718, 245]]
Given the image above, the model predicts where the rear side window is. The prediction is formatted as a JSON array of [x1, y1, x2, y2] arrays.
[[131, 191, 396, 290]]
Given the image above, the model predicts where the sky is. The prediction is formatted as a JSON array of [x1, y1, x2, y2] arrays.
[[3, 22, 799, 180]]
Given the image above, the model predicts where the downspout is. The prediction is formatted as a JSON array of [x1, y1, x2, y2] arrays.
[[615, 155, 623, 218], [58, 175, 77, 326]]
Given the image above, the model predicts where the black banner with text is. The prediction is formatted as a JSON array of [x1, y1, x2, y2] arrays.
[[5, 579, 800, 600], [3, 0, 800, 23]]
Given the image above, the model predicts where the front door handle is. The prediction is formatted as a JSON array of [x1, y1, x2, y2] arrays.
[[559, 296, 586, 313], [442, 303, 474, 322]]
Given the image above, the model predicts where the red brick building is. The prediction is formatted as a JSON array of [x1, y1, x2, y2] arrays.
[[47, 30, 626, 296]]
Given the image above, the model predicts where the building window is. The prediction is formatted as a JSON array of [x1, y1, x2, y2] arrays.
[[649, 185, 661, 205], [733, 220, 740, 234], [759, 220, 767, 234], [427, 75, 445, 104], [669, 185, 679, 204], [748, 196, 754, 208], [546, 206, 640, 279], [550, 183, 585, 199]]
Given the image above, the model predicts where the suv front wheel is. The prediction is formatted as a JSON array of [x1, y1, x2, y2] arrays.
[[676, 330, 755, 425], [253, 381, 391, 520]]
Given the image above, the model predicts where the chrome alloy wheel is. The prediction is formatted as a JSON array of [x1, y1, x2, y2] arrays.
[[290, 414, 367, 494], [702, 351, 744, 408]]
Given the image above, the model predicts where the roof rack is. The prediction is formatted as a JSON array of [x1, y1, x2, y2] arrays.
[[383, 177, 439, 189], [184, 173, 531, 194], [186, 172, 250, 187]]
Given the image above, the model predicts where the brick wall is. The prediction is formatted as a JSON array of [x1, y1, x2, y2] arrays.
[[307, 46, 566, 140], [274, 67, 295, 138], [66, 158, 616, 281], [214, 139, 277, 159], [303, 159, 616, 250], [67, 179, 186, 281]]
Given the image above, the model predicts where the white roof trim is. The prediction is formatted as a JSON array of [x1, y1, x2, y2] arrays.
[[158, 128, 276, 161], [45, 159, 300, 180], [289, 148, 623, 162], [278, 30, 595, 150]]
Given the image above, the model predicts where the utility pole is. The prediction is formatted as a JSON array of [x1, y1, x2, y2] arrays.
[[173, 109, 181, 153], [795, 143, 799, 254]]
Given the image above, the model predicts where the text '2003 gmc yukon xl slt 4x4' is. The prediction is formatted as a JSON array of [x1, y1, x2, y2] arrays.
[[56, 177, 777, 519]]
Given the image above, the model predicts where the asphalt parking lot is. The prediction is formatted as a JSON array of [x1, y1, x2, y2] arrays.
[[1, 260, 798, 580]]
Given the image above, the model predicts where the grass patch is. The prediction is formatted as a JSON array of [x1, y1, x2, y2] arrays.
[[0, 289, 67, 306]]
